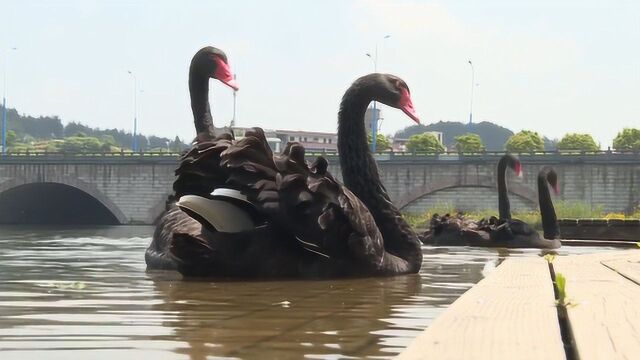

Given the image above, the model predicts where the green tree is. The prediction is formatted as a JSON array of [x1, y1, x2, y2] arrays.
[[99, 134, 116, 146], [170, 136, 184, 152], [6, 130, 17, 146], [394, 120, 514, 151], [10, 142, 37, 152], [406, 132, 445, 153], [59, 135, 103, 153], [612, 128, 640, 151], [505, 130, 544, 152], [557, 133, 599, 152], [367, 133, 391, 151], [99, 134, 117, 152], [454, 133, 485, 153]]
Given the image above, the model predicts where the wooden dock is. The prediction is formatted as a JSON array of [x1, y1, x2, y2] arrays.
[[398, 250, 640, 360]]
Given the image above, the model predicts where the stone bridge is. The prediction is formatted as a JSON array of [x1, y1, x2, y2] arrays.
[[0, 152, 638, 224]]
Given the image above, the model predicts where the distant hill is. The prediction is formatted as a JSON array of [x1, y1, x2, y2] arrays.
[[2, 107, 64, 139], [394, 120, 556, 151], [1, 106, 187, 151]]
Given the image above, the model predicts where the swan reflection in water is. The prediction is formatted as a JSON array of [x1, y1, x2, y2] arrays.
[[147, 248, 499, 359]]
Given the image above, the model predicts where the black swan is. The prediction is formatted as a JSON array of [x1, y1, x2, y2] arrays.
[[145, 46, 238, 271], [146, 48, 423, 277], [419, 213, 492, 246], [421, 155, 561, 248], [538, 167, 561, 240], [487, 156, 561, 248]]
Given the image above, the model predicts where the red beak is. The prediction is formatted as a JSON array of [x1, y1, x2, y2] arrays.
[[398, 87, 420, 124], [514, 162, 522, 177], [213, 57, 239, 91], [553, 184, 560, 195]]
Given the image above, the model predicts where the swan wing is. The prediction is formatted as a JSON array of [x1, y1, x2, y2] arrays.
[[173, 132, 234, 198], [176, 195, 255, 233], [220, 128, 386, 267]]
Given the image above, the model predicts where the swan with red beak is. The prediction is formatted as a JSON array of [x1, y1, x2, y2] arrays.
[[213, 56, 238, 91], [398, 86, 420, 124]]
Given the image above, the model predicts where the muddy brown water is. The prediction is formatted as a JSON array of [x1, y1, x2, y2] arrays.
[[0, 226, 614, 359]]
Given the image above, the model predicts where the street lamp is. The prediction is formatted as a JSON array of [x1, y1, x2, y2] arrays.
[[365, 34, 391, 153], [468, 60, 474, 125], [127, 70, 138, 152], [231, 73, 237, 127], [2, 47, 18, 156]]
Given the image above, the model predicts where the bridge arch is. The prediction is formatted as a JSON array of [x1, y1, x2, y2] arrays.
[[0, 177, 127, 224], [397, 174, 538, 212]]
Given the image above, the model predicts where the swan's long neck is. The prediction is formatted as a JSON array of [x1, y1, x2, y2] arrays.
[[338, 85, 421, 272], [538, 173, 559, 239], [189, 72, 214, 137], [497, 158, 511, 220], [338, 88, 382, 207]]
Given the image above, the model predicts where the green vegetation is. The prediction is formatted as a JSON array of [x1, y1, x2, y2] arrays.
[[612, 128, 640, 151], [454, 133, 485, 153], [557, 133, 599, 152], [60, 133, 107, 152], [395, 121, 559, 152], [554, 273, 568, 306], [553, 201, 603, 218], [367, 133, 391, 151], [504, 130, 545, 152], [395, 121, 514, 151], [403, 201, 640, 229], [403, 205, 542, 229], [406, 132, 445, 153], [1, 105, 188, 152], [6, 130, 17, 146]]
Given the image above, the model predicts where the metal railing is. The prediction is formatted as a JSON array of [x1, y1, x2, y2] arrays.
[[306, 149, 640, 163], [1, 150, 183, 158], [1, 149, 639, 163]]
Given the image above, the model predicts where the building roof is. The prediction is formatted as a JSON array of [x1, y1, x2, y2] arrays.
[[275, 129, 337, 137]]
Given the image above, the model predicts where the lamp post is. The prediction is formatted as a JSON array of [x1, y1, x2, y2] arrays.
[[2, 47, 18, 156], [468, 60, 474, 126], [127, 70, 138, 152], [366, 34, 390, 153], [231, 73, 237, 127]]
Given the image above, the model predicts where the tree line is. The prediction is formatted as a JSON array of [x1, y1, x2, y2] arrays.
[[393, 120, 555, 151], [2, 106, 188, 153], [399, 128, 640, 153], [4, 105, 638, 154]]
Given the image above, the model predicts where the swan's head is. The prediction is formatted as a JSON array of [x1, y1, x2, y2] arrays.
[[190, 46, 239, 90], [362, 74, 420, 124], [501, 154, 522, 177], [542, 167, 560, 195]]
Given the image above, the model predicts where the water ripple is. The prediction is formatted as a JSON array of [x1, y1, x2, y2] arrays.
[[0, 225, 610, 359]]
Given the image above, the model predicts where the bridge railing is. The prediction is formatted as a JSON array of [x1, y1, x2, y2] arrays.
[[2, 149, 639, 163], [1, 151, 183, 158], [305, 149, 640, 163]]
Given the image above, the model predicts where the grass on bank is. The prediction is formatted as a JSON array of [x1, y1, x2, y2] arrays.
[[403, 201, 640, 230]]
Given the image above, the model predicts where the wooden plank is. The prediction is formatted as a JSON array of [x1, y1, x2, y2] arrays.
[[554, 252, 640, 360], [561, 239, 639, 248], [398, 258, 564, 360], [601, 253, 640, 285], [556, 251, 635, 263]]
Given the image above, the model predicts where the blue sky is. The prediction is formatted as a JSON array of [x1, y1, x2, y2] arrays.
[[1, 0, 639, 147]]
